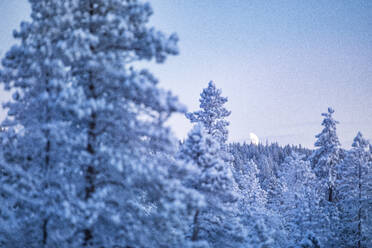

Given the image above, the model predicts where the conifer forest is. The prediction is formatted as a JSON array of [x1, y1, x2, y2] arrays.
[[0, 1, 371, 247]]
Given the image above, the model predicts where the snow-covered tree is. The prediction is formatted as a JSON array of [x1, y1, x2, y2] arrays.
[[186, 81, 231, 144], [261, 172, 287, 213], [0, 1, 77, 246], [336, 132, 372, 248], [308, 108, 343, 246], [364, 145, 372, 248], [310, 107, 341, 202], [0, 0, 200, 247], [179, 124, 246, 247], [279, 152, 322, 246], [246, 218, 275, 248], [234, 159, 267, 211]]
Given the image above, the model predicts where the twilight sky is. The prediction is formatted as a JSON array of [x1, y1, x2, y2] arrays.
[[0, 0, 371, 148]]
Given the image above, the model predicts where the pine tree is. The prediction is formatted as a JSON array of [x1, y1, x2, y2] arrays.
[[246, 218, 275, 248], [186, 81, 231, 144], [279, 152, 321, 245], [179, 124, 244, 247], [309, 107, 342, 246], [336, 132, 371, 248], [235, 159, 267, 211], [364, 145, 372, 248], [0, 1, 76, 246], [179, 125, 233, 192], [310, 107, 341, 203], [261, 170, 287, 212], [0, 0, 199, 247]]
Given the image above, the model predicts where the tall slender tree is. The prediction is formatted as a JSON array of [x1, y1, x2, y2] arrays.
[[309, 107, 342, 246], [336, 132, 371, 248], [310, 107, 341, 202]]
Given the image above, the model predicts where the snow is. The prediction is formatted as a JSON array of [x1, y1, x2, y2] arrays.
[[0, 0, 371, 247]]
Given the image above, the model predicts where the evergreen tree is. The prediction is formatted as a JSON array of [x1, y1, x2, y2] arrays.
[[234, 159, 267, 211], [309, 107, 342, 246], [178, 124, 243, 247], [0, 1, 76, 246], [261, 171, 287, 212], [0, 0, 199, 247], [279, 152, 321, 246], [186, 81, 231, 144], [364, 145, 372, 248], [336, 132, 371, 248], [246, 218, 275, 248], [310, 107, 341, 202]]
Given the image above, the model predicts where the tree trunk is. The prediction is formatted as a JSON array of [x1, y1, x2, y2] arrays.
[[42, 218, 48, 247], [42, 69, 51, 247], [83, 1, 97, 246], [191, 209, 200, 241], [328, 186, 333, 202]]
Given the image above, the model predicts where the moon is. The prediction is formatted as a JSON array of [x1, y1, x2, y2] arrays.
[[249, 132, 259, 145]]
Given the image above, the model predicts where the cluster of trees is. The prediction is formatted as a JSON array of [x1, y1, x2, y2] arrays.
[[230, 107, 372, 247], [0, 0, 371, 247]]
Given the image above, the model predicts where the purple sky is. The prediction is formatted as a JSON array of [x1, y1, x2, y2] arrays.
[[1, 0, 371, 148]]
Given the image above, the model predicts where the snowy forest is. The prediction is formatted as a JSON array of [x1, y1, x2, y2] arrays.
[[0, 1, 371, 247]]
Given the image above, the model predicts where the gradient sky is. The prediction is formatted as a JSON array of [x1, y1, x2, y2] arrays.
[[0, 0, 371, 148]]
